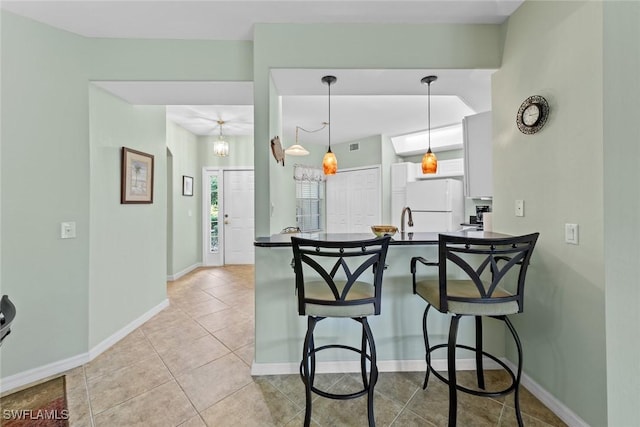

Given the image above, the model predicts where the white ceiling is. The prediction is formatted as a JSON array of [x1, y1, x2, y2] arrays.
[[1, 1, 524, 41], [3, 1, 522, 144], [272, 69, 491, 146]]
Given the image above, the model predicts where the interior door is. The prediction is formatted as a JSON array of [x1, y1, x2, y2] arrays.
[[326, 166, 381, 233], [223, 170, 255, 264]]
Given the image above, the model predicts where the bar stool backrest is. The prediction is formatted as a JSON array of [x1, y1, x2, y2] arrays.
[[438, 232, 539, 313], [291, 236, 391, 316]]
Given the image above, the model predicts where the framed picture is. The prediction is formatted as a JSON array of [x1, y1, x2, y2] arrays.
[[121, 147, 154, 204], [182, 175, 194, 196]]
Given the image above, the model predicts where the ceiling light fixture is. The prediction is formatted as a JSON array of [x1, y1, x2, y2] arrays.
[[213, 120, 229, 157], [421, 75, 438, 174], [285, 123, 329, 157], [321, 75, 337, 175]]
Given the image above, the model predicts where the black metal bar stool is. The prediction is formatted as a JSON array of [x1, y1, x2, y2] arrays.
[[1, 295, 17, 346], [411, 232, 539, 426], [291, 236, 391, 427]]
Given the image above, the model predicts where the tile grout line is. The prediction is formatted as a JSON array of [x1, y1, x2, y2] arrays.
[[386, 385, 428, 426], [140, 307, 207, 427], [81, 365, 97, 427]]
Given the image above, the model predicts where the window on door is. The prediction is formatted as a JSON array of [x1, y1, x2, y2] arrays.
[[209, 175, 219, 253]]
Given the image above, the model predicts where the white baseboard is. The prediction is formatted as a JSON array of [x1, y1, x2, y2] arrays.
[[0, 299, 170, 394], [167, 262, 202, 281], [0, 352, 89, 394], [89, 299, 169, 360], [503, 360, 589, 427]]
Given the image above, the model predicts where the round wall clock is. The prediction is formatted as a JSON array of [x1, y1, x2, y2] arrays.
[[516, 95, 549, 134]]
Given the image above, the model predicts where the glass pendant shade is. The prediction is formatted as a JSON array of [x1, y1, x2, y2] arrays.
[[422, 148, 438, 174], [213, 136, 229, 157], [322, 149, 337, 175], [284, 144, 309, 156]]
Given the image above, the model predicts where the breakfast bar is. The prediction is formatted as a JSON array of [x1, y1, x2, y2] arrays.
[[252, 230, 511, 375]]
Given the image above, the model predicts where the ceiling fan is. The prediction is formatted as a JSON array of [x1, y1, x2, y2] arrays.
[[166, 105, 253, 137]]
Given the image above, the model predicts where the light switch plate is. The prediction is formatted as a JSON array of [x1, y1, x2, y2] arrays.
[[565, 223, 579, 244], [61, 221, 76, 239], [515, 200, 524, 217]]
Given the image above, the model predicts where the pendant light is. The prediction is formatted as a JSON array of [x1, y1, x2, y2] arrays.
[[213, 120, 229, 157], [321, 75, 338, 175], [284, 126, 310, 156], [421, 75, 438, 174], [285, 123, 329, 156]]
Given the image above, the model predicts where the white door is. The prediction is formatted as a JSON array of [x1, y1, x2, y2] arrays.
[[326, 166, 381, 233], [223, 170, 255, 264]]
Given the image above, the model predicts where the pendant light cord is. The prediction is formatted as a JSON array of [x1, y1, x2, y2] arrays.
[[217, 120, 225, 140], [427, 80, 431, 152], [328, 80, 332, 152], [296, 123, 328, 141]]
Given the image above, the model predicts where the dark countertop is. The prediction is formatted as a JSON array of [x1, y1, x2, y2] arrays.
[[254, 230, 512, 247]]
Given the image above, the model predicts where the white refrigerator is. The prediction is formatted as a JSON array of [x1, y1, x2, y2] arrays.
[[405, 178, 464, 232]]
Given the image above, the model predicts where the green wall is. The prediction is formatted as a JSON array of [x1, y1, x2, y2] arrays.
[[167, 121, 202, 276], [1, 11, 91, 374], [603, 1, 640, 425], [88, 86, 168, 347], [331, 135, 382, 169], [493, 2, 605, 425]]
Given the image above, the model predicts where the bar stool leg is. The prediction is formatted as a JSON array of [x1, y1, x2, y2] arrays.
[[362, 317, 377, 427], [505, 316, 525, 427], [301, 316, 318, 427], [475, 316, 486, 389], [448, 315, 461, 426], [422, 304, 433, 390], [360, 318, 369, 389]]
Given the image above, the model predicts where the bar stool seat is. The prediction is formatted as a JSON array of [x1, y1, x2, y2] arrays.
[[303, 280, 376, 317], [291, 236, 391, 427], [415, 279, 519, 316]]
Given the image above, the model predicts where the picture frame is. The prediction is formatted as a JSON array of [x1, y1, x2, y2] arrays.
[[182, 175, 194, 196], [121, 147, 154, 204]]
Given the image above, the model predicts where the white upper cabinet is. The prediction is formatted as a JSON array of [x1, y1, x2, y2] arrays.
[[463, 111, 493, 198]]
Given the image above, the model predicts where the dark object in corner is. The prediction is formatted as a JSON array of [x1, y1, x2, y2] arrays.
[[1, 295, 17, 345]]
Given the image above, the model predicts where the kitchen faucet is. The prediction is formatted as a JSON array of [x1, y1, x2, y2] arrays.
[[401, 206, 414, 233]]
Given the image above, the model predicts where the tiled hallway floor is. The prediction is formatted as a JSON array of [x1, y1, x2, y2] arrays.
[[62, 265, 567, 426]]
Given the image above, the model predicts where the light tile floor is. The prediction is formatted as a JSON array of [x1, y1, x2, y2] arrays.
[[63, 265, 567, 426]]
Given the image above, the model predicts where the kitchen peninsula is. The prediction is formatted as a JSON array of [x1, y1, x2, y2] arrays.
[[252, 230, 511, 375]]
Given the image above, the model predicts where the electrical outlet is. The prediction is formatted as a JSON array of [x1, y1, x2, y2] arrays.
[[565, 223, 579, 244], [515, 200, 524, 217]]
